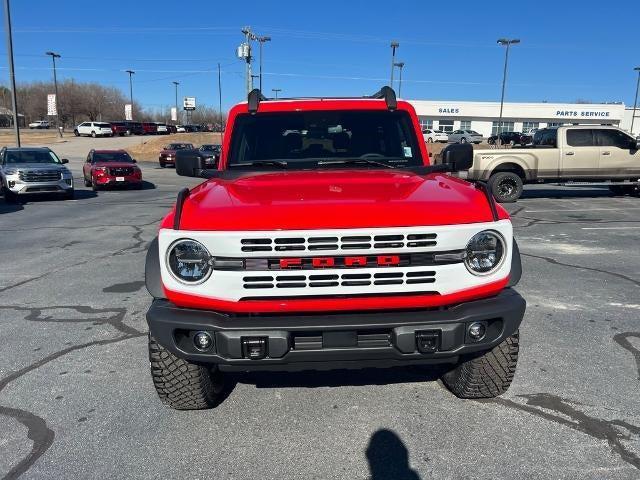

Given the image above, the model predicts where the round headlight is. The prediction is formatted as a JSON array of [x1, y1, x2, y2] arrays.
[[167, 239, 212, 284], [464, 231, 505, 275]]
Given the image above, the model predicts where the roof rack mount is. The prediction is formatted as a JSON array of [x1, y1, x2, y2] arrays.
[[246, 85, 398, 114]]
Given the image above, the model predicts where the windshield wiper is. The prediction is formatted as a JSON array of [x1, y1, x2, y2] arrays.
[[228, 160, 288, 169], [316, 158, 395, 169]]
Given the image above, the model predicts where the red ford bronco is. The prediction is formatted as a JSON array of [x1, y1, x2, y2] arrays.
[[145, 87, 525, 410]]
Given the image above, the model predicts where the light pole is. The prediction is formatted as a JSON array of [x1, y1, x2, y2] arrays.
[[272, 88, 281, 99], [631, 67, 640, 135], [45, 51, 63, 137], [3, 0, 20, 146], [496, 38, 520, 146], [125, 69, 135, 118], [390, 41, 399, 89], [251, 74, 259, 91], [172, 81, 179, 124], [257, 35, 271, 92], [394, 62, 405, 97], [217, 62, 223, 131]]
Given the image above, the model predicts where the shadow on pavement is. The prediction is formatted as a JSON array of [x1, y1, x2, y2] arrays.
[[520, 185, 625, 200], [366, 429, 422, 480], [0, 198, 23, 214], [232, 365, 445, 389]]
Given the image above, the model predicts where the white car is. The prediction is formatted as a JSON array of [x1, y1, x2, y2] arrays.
[[28, 120, 50, 129], [155, 123, 168, 134], [74, 122, 113, 138], [422, 129, 448, 143], [176, 125, 186, 133]]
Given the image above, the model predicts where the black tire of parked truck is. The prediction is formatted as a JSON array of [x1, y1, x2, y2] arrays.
[[149, 334, 224, 410], [489, 171, 524, 203], [441, 331, 519, 398]]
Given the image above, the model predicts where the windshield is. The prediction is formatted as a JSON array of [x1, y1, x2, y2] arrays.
[[93, 152, 133, 163], [167, 143, 193, 150], [4, 150, 61, 164], [229, 110, 423, 169]]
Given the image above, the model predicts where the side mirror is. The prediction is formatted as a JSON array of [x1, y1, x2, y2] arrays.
[[632, 139, 640, 150], [440, 143, 473, 171], [131, 159, 137, 163], [175, 149, 206, 177], [61, 158, 69, 164]]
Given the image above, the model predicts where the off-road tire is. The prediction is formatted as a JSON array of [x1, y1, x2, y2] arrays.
[[149, 334, 223, 410], [489, 171, 524, 203], [442, 331, 519, 398]]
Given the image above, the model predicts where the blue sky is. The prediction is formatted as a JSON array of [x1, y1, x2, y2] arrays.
[[1, 0, 639, 112]]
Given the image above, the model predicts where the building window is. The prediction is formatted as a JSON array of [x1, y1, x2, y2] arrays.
[[460, 120, 471, 130], [492, 121, 514, 135], [438, 120, 454, 133], [547, 122, 564, 127], [522, 122, 539, 133], [420, 119, 433, 129]]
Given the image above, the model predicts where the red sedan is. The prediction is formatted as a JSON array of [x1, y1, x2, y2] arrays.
[[82, 149, 142, 191]]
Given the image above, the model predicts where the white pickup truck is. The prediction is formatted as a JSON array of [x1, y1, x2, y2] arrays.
[[465, 126, 640, 202]]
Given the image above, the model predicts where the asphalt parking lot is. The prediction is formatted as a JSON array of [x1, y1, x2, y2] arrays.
[[1, 144, 639, 479]]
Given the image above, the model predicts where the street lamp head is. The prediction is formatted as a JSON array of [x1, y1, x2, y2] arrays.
[[173, 81, 179, 86], [497, 38, 520, 45], [126, 70, 135, 75], [390, 41, 399, 48], [259, 36, 271, 43], [635, 67, 640, 71], [45, 51, 61, 58], [394, 62, 405, 68]]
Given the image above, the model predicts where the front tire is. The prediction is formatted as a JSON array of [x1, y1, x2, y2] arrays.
[[149, 334, 223, 410], [427, 137, 433, 143], [74, 129, 79, 137], [442, 331, 519, 399], [489, 171, 524, 203], [63, 188, 75, 200], [460, 137, 467, 144], [91, 131, 96, 138]]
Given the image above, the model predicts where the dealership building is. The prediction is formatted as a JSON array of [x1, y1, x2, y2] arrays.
[[407, 100, 638, 137]]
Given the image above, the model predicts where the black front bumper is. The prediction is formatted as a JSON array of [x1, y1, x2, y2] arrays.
[[147, 288, 525, 372]]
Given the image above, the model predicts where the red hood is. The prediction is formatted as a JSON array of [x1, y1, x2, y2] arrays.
[[93, 161, 138, 168], [167, 170, 507, 231]]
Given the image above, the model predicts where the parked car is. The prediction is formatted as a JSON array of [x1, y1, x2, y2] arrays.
[[110, 121, 130, 136], [144, 86, 526, 410], [467, 126, 640, 202], [487, 131, 531, 146], [176, 125, 186, 133], [158, 143, 194, 168], [183, 124, 202, 133], [422, 129, 448, 143], [0, 147, 74, 201], [155, 123, 169, 135], [448, 129, 483, 144], [74, 121, 114, 137], [142, 122, 158, 135], [166, 124, 177, 134], [82, 149, 142, 191], [198, 144, 221, 167], [123, 121, 145, 135], [28, 120, 50, 129]]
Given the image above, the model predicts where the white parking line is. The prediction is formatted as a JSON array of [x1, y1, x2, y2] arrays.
[[525, 208, 640, 213], [581, 226, 640, 230]]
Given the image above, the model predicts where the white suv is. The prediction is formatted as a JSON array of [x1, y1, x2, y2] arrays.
[[74, 122, 114, 138], [28, 120, 50, 129]]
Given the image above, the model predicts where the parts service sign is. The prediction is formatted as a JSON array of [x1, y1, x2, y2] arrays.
[[47, 94, 57, 116]]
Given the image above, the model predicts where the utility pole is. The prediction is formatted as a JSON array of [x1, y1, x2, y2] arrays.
[[272, 88, 281, 99], [390, 41, 399, 89], [631, 67, 640, 135], [125, 69, 135, 118], [394, 62, 405, 97], [46, 51, 62, 137], [172, 81, 179, 124], [257, 35, 271, 92], [217, 62, 223, 131], [240, 26, 253, 94], [3, 0, 20, 146], [496, 38, 520, 146]]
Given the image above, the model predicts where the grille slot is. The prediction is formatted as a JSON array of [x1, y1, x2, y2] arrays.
[[109, 167, 133, 176]]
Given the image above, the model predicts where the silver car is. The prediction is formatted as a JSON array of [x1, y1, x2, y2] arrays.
[[1, 147, 74, 202], [448, 129, 483, 144]]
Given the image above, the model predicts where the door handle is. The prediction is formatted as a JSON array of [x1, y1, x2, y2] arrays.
[[565, 152, 575, 155], [602, 151, 611, 155]]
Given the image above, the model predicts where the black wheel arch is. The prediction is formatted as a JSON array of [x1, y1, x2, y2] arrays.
[[507, 238, 522, 287], [491, 162, 528, 182], [145, 236, 166, 299]]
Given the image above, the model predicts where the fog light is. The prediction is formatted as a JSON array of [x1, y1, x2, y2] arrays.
[[468, 322, 486, 342], [193, 331, 212, 351]]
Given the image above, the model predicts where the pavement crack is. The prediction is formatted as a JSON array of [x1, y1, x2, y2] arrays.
[[0, 406, 55, 480], [613, 332, 640, 380], [493, 393, 640, 470], [522, 252, 640, 288]]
